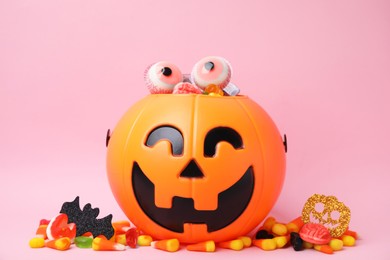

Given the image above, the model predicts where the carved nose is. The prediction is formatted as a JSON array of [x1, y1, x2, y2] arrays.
[[180, 160, 204, 178]]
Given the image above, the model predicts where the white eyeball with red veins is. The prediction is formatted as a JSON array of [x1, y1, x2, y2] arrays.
[[145, 62, 183, 94], [191, 56, 232, 90]]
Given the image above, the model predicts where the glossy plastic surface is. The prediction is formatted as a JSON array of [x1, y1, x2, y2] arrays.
[[106, 94, 286, 243]]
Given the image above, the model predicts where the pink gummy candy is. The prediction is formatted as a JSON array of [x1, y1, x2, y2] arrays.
[[172, 82, 202, 94], [299, 223, 331, 245]]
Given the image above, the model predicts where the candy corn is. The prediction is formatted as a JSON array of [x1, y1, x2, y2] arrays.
[[35, 224, 48, 239], [260, 217, 276, 232], [340, 229, 358, 240], [273, 236, 289, 248], [329, 238, 343, 251], [137, 235, 153, 246], [314, 244, 333, 254], [238, 236, 252, 247], [286, 216, 304, 233], [112, 220, 131, 235], [151, 238, 180, 252], [186, 241, 215, 252], [115, 234, 126, 245], [218, 239, 244, 251], [272, 223, 288, 236], [45, 237, 71, 251], [341, 235, 356, 246], [92, 237, 125, 251], [253, 239, 277, 251]]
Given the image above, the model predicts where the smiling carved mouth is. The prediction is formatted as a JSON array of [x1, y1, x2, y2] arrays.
[[132, 162, 254, 233]]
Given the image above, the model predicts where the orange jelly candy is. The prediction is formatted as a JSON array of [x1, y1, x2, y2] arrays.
[[205, 84, 224, 96]]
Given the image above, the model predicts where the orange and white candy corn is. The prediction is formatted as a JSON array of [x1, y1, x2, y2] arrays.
[[151, 238, 180, 252], [186, 241, 215, 252], [92, 237, 125, 251]]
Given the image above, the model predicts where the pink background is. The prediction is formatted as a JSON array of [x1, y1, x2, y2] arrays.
[[1, 0, 389, 259]]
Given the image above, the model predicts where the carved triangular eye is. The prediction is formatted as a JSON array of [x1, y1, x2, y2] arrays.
[[204, 127, 243, 157], [146, 126, 184, 156]]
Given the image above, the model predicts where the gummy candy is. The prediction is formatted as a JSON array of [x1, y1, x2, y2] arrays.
[[172, 82, 202, 94], [125, 227, 139, 248]]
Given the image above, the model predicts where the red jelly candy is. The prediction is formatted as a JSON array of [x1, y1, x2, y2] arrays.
[[46, 214, 76, 240], [125, 227, 139, 248], [40, 219, 50, 225], [172, 82, 202, 94], [299, 223, 331, 245]]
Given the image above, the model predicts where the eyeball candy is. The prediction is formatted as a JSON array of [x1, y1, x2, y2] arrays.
[[145, 61, 183, 94], [191, 56, 232, 90]]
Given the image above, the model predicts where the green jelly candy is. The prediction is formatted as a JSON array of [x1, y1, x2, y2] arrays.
[[75, 236, 93, 248]]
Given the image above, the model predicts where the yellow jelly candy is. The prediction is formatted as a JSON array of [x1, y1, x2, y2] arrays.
[[29, 237, 45, 248]]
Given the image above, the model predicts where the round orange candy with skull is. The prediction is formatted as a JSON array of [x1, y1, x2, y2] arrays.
[[106, 94, 286, 243]]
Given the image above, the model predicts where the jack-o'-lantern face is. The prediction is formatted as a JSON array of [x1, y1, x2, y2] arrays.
[[302, 194, 351, 237], [107, 94, 286, 243]]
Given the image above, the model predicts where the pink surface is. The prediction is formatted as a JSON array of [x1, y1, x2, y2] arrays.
[[1, 0, 389, 259]]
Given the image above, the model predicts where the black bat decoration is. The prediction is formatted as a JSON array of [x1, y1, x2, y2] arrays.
[[60, 196, 114, 239]]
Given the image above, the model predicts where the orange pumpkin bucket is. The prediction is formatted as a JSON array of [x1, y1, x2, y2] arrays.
[[106, 94, 286, 243]]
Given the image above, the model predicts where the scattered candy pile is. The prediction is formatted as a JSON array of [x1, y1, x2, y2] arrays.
[[29, 215, 358, 254], [251, 215, 358, 254], [144, 56, 240, 96], [30, 194, 358, 254]]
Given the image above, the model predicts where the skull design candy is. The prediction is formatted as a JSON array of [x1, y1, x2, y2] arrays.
[[301, 194, 351, 237]]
